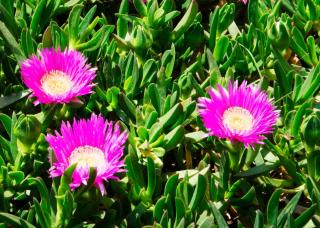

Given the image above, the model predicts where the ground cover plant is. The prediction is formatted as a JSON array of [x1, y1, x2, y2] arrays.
[[0, 0, 320, 227]]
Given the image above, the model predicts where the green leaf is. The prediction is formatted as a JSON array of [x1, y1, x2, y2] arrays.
[[306, 177, 320, 212], [68, 4, 83, 45], [296, 64, 320, 102], [254, 210, 264, 228], [188, 175, 206, 210], [0, 135, 10, 159], [26, 177, 51, 213], [30, 0, 47, 37], [74, 167, 97, 198], [274, 60, 291, 96], [59, 164, 77, 194], [148, 84, 161, 114], [219, 152, 230, 191], [277, 191, 302, 227], [225, 179, 243, 199], [142, 59, 157, 86], [291, 27, 309, 51], [8, 171, 24, 185], [33, 198, 51, 228], [160, 210, 169, 227], [161, 44, 175, 78], [176, 217, 185, 228], [149, 123, 163, 144], [164, 126, 184, 151], [217, 3, 235, 34], [164, 174, 179, 196], [0, 21, 26, 62], [209, 202, 228, 228], [21, 29, 35, 56], [158, 103, 183, 129], [295, 204, 317, 227], [0, 3, 19, 38], [79, 6, 97, 36], [147, 0, 157, 25], [248, 0, 261, 27], [9, 113, 18, 161], [62, 190, 74, 220], [230, 186, 256, 206], [146, 157, 156, 199], [171, 0, 198, 41], [188, 73, 206, 97], [235, 162, 280, 178], [0, 114, 11, 136], [0, 90, 31, 109], [125, 154, 145, 188], [197, 213, 214, 228], [307, 36, 318, 65], [185, 131, 207, 143], [77, 25, 113, 52], [284, 213, 296, 227], [291, 101, 311, 137], [0, 212, 36, 228], [117, 0, 129, 38], [206, 48, 221, 84], [164, 11, 180, 23], [176, 179, 193, 206], [118, 92, 136, 122], [154, 196, 167, 222], [145, 111, 158, 129], [78, 16, 101, 42], [160, 0, 174, 12], [267, 189, 282, 226], [214, 36, 229, 63], [174, 197, 186, 227], [133, 0, 147, 17], [208, 8, 219, 50]]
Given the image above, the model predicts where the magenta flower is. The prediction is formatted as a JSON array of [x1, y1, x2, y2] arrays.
[[46, 114, 127, 195], [198, 81, 279, 148], [20, 48, 96, 105]]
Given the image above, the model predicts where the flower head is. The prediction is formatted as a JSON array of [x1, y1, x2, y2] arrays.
[[198, 81, 279, 148], [46, 114, 127, 195], [20, 48, 96, 105]]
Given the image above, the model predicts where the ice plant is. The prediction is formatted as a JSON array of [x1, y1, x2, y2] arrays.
[[20, 48, 96, 105], [198, 81, 278, 148], [46, 114, 127, 195]]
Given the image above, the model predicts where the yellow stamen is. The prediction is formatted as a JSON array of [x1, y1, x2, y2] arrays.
[[223, 106, 253, 131], [69, 146, 107, 171], [41, 70, 73, 96]]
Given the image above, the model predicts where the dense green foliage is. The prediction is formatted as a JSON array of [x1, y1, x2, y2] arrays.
[[0, 0, 320, 227]]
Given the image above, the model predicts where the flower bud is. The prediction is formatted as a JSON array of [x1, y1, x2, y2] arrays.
[[267, 16, 290, 49], [130, 25, 153, 51], [14, 115, 41, 154], [301, 111, 320, 148]]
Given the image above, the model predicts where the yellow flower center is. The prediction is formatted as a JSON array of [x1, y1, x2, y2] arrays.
[[222, 106, 254, 131], [41, 70, 73, 96], [69, 146, 107, 171]]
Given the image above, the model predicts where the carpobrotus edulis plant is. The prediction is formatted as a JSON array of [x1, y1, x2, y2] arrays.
[[46, 114, 127, 195], [20, 48, 96, 105], [198, 81, 279, 148]]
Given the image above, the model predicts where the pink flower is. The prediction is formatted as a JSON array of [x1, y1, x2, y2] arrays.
[[198, 81, 279, 148], [46, 114, 127, 195], [242, 0, 248, 4], [20, 48, 96, 105]]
